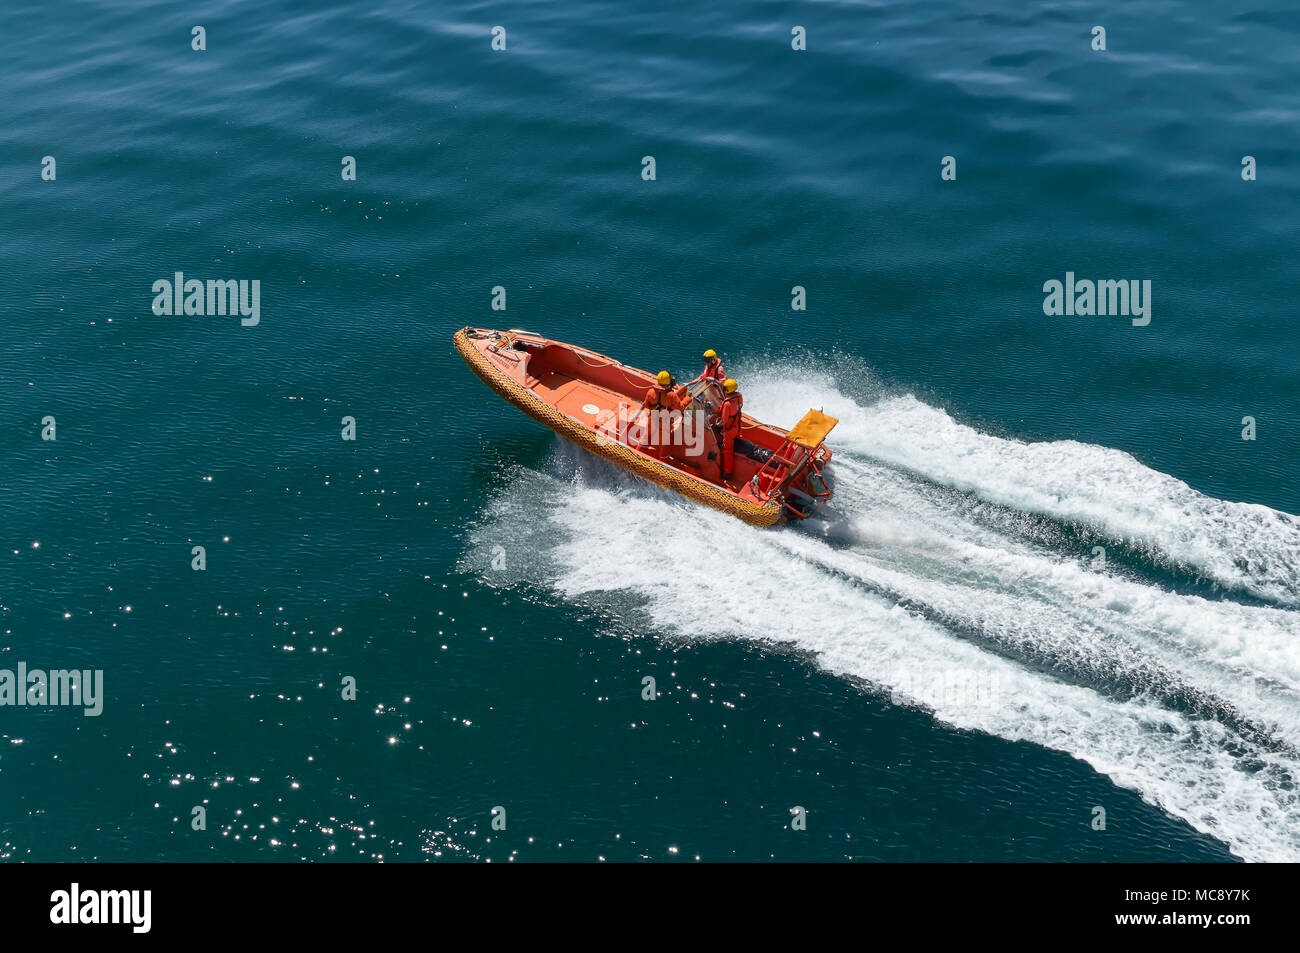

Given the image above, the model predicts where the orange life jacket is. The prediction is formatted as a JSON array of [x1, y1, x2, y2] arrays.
[[718, 393, 742, 435], [645, 385, 673, 410], [702, 360, 725, 381]]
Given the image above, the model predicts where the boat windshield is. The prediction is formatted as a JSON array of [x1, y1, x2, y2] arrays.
[[684, 378, 724, 424]]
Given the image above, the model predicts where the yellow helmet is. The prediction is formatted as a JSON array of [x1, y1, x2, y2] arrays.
[[656, 370, 672, 386], [723, 378, 738, 394], [703, 349, 717, 361]]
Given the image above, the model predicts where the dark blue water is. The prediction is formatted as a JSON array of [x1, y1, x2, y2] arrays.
[[2, 0, 1298, 862]]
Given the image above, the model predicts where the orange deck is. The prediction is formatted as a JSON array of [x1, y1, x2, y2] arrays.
[[454, 327, 832, 525]]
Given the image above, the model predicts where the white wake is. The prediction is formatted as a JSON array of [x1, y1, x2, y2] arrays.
[[464, 362, 1300, 862]]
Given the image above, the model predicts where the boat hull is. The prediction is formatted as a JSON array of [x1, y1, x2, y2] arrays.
[[454, 329, 784, 525]]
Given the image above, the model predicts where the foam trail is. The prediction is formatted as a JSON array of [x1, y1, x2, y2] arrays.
[[823, 455, 1300, 700], [464, 368, 1300, 862], [745, 368, 1300, 606]]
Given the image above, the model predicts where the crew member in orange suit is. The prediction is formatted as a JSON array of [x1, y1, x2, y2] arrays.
[[716, 378, 743, 482], [694, 349, 725, 383], [634, 370, 687, 454]]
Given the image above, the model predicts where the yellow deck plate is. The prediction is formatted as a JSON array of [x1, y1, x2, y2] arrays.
[[787, 409, 837, 449]]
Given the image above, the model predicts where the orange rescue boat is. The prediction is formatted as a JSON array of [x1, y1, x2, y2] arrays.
[[455, 327, 835, 525]]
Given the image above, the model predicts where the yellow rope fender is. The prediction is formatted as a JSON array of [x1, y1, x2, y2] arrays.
[[454, 328, 782, 526]]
